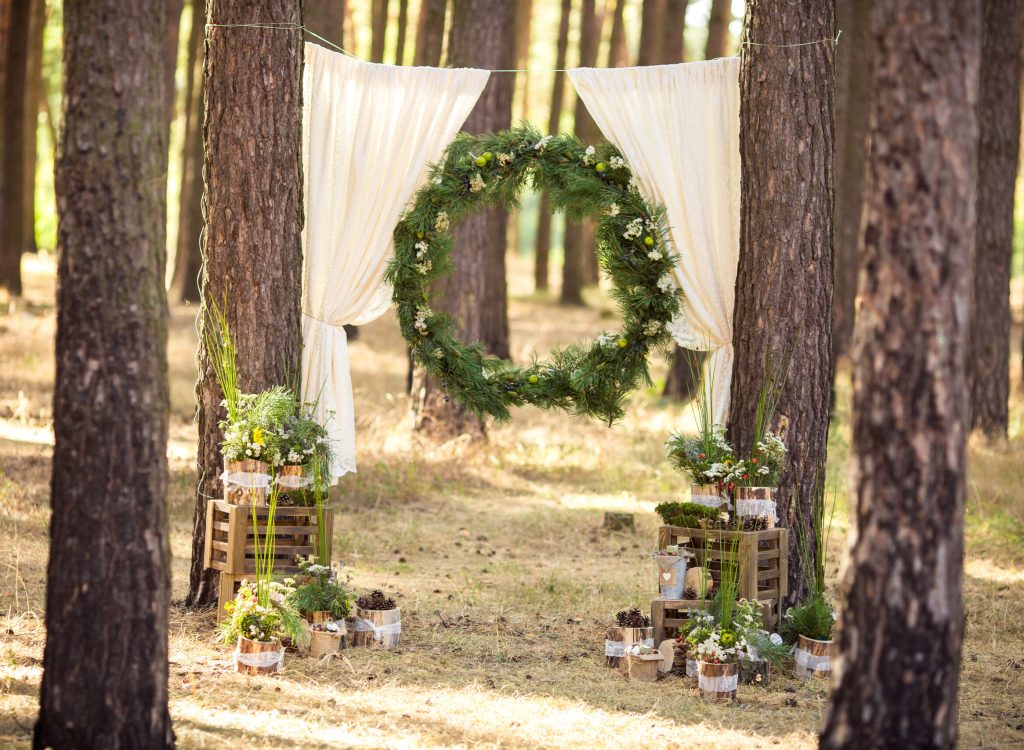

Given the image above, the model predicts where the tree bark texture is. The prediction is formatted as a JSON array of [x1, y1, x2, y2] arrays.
[[395, 0, 409, 64], [34, 1, 173, 747], [514, 0, 532, 121], [819, 3, 980, 748], [371, 0, 390, 62], [704, 0, 731, 59], [731, 0, 836, 607], [832, 0, 872, 361], [305, 0, 346, 48], [20, 0, 45, 256], [562, 0, 602, 303], [188, 0, 304, 607], [637, 0, 665, 66], [661, 0, 687, 63], [171, 0, 206, 303], [164, 0, 184, 127], [533, 0, 571, 292], [414, 0, 447, 66], [0, 0, 29, 295], [607, 0, 628, 67], [411, 0, 514, 439], [967, 0, 1021, 439]]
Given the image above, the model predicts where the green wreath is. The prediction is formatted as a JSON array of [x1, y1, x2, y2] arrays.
[[386, 124, 683, 424]]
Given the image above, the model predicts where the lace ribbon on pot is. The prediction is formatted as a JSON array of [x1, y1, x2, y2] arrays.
[[276, 473, 313, 489], [233, 646, 285, 671], [354, 617, 402, 641], [698, 670, 738, 692], [221, 470, 272, 490], [686, 658, 698, 678], [736, 498, 777, 524], [691, 492, 730, 510], [604, 637, 654, 657], [794, 647, 832, 672]]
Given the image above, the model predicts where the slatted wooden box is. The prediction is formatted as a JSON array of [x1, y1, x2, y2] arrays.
[[651, 597, 705, 647], [204, 500, 334, 619], [656, 525, 788, 631]]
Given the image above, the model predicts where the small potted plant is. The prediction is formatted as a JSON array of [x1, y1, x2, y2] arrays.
[[353, 590, 401, 649], [625, 643, 662, 682], [665, 426, 739, 510], [220, 580, 307, 674], [286, 557, 352, 626], [605, 607, 654, 670], [651, 545, 691, 599], [733, 432, 786, 527], [277, 407, 332, 491], [694, 627, 742, 700], [220, 388, 294, 504], [782, 482, 837, 678]]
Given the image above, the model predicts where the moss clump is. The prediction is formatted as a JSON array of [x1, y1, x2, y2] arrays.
[[655, 501, 720, 528]]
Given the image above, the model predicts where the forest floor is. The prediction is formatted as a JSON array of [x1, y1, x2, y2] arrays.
[[0, 254, 1022, 749]]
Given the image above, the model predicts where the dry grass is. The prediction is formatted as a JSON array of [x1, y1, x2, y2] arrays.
[[0, 255, 1022, 749]]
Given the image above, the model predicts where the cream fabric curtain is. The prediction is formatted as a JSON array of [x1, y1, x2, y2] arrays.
[[568, 58, 741, 423], [301, 44, 489, 478]]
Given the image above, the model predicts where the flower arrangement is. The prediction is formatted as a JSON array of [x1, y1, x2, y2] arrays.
[[220, 387, 295, 466], [219, 580, 306, 645], [665, 425, 741, 487], [733, 432, 787, 488], [286, 556, 353, 622], [695, 627, 745, 664], [278, 408, 332, 468]]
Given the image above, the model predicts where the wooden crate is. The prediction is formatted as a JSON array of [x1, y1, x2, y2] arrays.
[[651, 598, 705, 646], [656, 525, 788, 631], [204, 500, 334, 618]]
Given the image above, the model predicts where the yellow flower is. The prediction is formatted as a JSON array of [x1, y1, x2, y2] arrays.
[[252, 427, 265, 445]]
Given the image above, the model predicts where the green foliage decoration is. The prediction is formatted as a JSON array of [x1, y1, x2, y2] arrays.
[[386, 125, 683, 424]]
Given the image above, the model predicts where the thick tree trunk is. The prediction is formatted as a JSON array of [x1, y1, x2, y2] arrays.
[[731, 0, 836, 607], [607, 0, 628, 67], [637, 0, 665, 66], [663, 348, 706, 401], [819, 3, 980, 747], [395, 0, 409, 64], [371, 0, 389, 62], [414, 0, 447, 66], [164, 0, 183, 126], [171, 0, 205, 303], [20, 0, 45, 257], [968, 0, 1021, 439], [187, 0, 304, 607], [0, 0, 29, 295], [533, 0, 571, 293], [704, 0, 731, 59], [832, 0, 872, 361], [411, 0, 514, 438], [34, 1, 174, 747], [514, 0, 532, 120], [305, 0, 346, 47], [661, 0, 687, 63], [562, 0, 602, 303]]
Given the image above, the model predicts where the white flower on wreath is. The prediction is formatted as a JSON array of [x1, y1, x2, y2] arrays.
[[605, 203, 620, 218], [469, 173, 486, 193], [415, 241, 429, 258], [609, 155, 626, 170], [416, 261, 432, 275], [497, 152, 514, 166], [434, 212, 450, 232], [414, 308, 432, 335], [433, 349, 444, 360], [596, 332, 617, 350], [623, 217, 644, 241], [647, 249, 663, 261], [657, 274, 676, 293], [643, 320, 663, 337], [533, 135, 552, 151], [582, 145, 596, 165]]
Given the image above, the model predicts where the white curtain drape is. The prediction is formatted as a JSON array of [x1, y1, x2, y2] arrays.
[[568, 58, 741, 424], [301, 44, 489, 478]]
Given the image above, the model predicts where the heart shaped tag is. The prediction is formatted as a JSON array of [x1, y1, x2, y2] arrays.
[[662, 572, 671, 580]]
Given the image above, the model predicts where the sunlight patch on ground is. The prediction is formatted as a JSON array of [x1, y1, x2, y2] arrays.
[[965, 558, 1024, 585], [558, 492, 656, 514], [0, 421, 52, 446]]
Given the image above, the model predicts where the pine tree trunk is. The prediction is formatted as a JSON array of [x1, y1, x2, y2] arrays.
[[607, 0, 628, 67], [661, 0, 687, 62], [704, 0, 731, 59], [20, 0, 45, 256], [731, 0, 836, 607], [34, 1, 174, 747], [395, 0, 409, 64], [187, 0, 304, 607], [164, 0, 183, 126], [514, 0, 532, 120], [533, 0, 571, 293], [171, 0, 205, 303], [819, 3, 980, 747], [637, 0, 665, 65], [411, 0, 514, 438], [832, 0, 872, 361], [562, 0, 602, 302], [414, 0, 447, 66], [305, 0, 346, 46], [968, 0, 1021, 439], [0, 0, 29, 295], [371, 0, 390, 62]]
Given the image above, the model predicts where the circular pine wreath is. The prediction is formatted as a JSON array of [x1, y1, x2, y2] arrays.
[[386, 124, 683, 424]]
